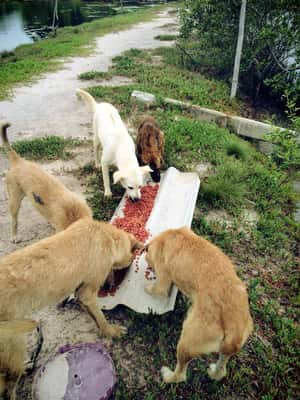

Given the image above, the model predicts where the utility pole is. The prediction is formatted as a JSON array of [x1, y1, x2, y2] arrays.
[[230, 0, 247, 98], [51, 0, 59, 36]]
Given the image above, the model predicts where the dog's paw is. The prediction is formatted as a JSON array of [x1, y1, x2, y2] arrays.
[[105, 324, 127, 338], [207, 363, 226, 381], [161, 366, 177, 383], [104, 191, 112, 199], [161, 366, 186, 383]]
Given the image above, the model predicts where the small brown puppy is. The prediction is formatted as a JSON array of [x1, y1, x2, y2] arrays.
[[0, 218, 142, 397], [145, 227, 253, 383], [1, 122, 92, 242], [136, 116, 164, 183]]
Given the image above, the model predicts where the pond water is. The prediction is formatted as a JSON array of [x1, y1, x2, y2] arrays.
[[0, 0, 156, 53]]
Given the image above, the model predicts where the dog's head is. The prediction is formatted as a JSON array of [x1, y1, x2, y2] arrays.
[[113, 231, 143, 269], [113, 166, 152, 201], [149, 160, 161, 183]]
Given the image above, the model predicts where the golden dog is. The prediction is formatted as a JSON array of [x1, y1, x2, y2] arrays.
[[1, 122, 92, 242], [136, 116, 164, 183], [0, 218, 142, 397], [145, 227, 253, 383]]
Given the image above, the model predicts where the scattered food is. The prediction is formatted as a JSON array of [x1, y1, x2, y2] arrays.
[[98, 184, 159, 297]]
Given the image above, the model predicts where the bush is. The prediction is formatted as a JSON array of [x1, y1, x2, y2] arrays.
[[180, 0, 300, 109]]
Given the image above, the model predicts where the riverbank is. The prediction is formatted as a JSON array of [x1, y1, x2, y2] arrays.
[[0, 2, 175, 101]]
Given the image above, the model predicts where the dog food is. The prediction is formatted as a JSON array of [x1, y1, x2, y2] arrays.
[[113, 184, 159, 242], [98, 184, 159, 297]]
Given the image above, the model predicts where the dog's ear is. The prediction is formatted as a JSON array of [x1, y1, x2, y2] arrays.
[[139, 165, 153, 174], [113, 170, 123, 184]]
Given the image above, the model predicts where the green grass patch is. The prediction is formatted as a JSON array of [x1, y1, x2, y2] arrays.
[[79, 162, 124, 221], [1, 136, 82, 160], [78, 71, 113, 80], [0, 4, 171, 100], [108, 48, 240, 113], [154, 34, 178, 41]]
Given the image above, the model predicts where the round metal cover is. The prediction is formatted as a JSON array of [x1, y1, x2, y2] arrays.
[[33, 342, 116, 400]]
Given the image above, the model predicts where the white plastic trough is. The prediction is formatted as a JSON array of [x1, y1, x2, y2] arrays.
[[98, 167, 200, 314]]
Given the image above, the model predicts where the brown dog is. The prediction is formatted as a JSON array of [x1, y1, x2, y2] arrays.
[[145, 227, 253, 383], [136, 116, 164, 183], [1, 122, 92, 242], [0, 218, 142, 397]]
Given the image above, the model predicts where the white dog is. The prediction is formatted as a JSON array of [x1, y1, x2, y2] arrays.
[[77, 89, 152, 201]]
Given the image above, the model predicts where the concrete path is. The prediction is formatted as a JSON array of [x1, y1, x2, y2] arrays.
[[0, 8, 177, 142]]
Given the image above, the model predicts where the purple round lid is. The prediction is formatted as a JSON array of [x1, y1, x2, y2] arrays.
[[33, 342, 116, 400]]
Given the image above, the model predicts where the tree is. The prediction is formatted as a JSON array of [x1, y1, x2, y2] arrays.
[[180, 0, 300, 108], [51, 0, 59, 36], [230, 0, 247, 98]]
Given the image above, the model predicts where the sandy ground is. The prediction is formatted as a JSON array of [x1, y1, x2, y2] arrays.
[[0, 8, 178, 398]]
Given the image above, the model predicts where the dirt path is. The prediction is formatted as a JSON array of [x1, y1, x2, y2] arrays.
[[0, 9, 178, 398], [0, 9, 177, 142]]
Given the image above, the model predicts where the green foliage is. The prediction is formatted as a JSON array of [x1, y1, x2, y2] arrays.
[[225, 141, 249, 160], [87, 85, 134, 116], [78, 70, 112, 80], [201, 161, 247, 212], [79, 162, 124, 221], [180, 0, 300, 109], [192, 217, 236, 253], [154, 34, 178, 41], [110, 48, 239, 113], [267, 118, 300, 173], [6, 136, 81, 160]]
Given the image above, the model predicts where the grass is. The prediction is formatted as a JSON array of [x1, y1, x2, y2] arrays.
[[108, 47, 240, 113], [0, 136, 83, 160], [78, 71, 113, 81], [154, 34, 178, 41], [79, 162, 124, 221], [77, 45, 299, 399], [0, 3, 171, 100]]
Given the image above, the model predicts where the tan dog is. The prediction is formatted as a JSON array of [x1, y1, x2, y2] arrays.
[[0, 218, 142, 397], [145, 227, 253, 383], [1, 122, 92, 242], [136, 116, 164, 183]]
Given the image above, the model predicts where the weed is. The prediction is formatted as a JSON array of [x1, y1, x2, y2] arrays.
[[79, 162, 123, 221], [200, 161, 247, 212], [110, 48, 240, 113], [154, 34, 178, 41], [78, 71, 112, 80], [225, 141, 249, 160], [0, 136, 82, 160]]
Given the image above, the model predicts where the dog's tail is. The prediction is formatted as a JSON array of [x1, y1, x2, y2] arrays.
[[76, 88, 97, 113], [0, 122, 20, 164]]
